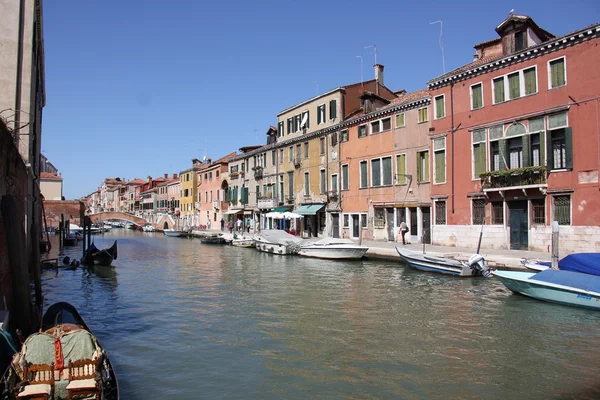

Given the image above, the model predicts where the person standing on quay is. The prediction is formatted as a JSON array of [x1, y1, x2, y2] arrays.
[[400, 221, 409, 245], [236, 218, 242, 232], [220, 218, 225, 231]]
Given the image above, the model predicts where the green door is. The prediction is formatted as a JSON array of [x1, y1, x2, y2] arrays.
[[509, 201, 528, 250]]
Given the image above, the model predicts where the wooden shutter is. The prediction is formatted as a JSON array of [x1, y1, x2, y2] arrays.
[[330, 100, 337, 120], [397, 155, 406, 184], [416, 153, 422, 182], [539, 131, 545, 167], [494, 78, 504, 103], [508, 73, 520, 99], [522, 135, 531, 168], [342, 165, 349, 189], [565, 127, 573, 169], [499, 139, 507, 170], [435, 151, 445, 183], [383, 157, 392, 185], [524, 68, 537, 95], [424, 152, 430, 181], [546, 131, 553, 170]]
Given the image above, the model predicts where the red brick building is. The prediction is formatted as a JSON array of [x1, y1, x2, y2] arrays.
[[427, 14, 600, 252]]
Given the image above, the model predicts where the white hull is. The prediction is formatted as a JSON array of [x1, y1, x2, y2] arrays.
[[396, 247, 476, 277], [164, 230, 183, 237], [232, 239, 255, 248], [298, 244, 368, 260], [255, 239, 293, 255]]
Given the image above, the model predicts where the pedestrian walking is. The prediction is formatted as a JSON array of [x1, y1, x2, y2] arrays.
[[400, 221, 409, 245], [220, 218, 225, 231], [236, 218, 242, 232], [245, 218, 250, 233]]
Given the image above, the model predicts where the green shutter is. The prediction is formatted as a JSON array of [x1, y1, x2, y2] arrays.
[[494, 78, 504, 103], [522, 135, 531, 167], [474, 143, 486, 177], [383, 157, 392, 185], [360, 162, 367, 187], [539, 132, 545, 167], [508, 73, 520, 99], [551, 59, 565, 88], [435, 151, 445, 183], [473, 85, 482, 109], [565, 127, 573, 170], [499, 139, 507, 171], [342, 165, 349, 189], [416, 153, 422, 182], [524, 68, 537, 95], [397, 155, 406, 184], [546, 131, 554, 170], [424, 151, 430, 181], [435, 97, 444, 119], [330, 100, 337, 120]]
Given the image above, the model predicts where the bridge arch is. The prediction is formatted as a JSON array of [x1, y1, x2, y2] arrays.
[[88, 212, 146, 226]]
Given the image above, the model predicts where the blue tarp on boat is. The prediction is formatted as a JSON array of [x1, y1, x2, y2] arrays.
[[558, 253, 600, 276], [532, 269, 600, 293]]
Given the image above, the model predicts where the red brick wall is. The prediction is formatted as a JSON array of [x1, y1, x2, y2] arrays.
[[44, 200, 85, 228]]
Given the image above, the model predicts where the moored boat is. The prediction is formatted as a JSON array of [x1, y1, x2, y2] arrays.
[[298, 238, 368, 260], [142, 224, 155, 232], [200, 235, 226, 244], [1, 302, 119, 399], [254, 230, 303, 255], [231, 237, 255, 248], [395, 247, 490, 277], [83, 241, 118, 266], [163, 229, 183, 237]]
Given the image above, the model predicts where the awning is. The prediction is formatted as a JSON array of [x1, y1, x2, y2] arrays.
[[223, 210, 242, 215], [293, 204, 325, 215], [243, 210, 253, 215], [272, 206, 292, 213]]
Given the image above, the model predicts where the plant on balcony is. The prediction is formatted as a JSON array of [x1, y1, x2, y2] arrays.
[[228, 199, 238, 206], [229, 171, 239, 178], [480, 166, 547, 189]]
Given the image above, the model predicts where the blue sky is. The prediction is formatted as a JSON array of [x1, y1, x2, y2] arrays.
[[41, 0, 600, 199]]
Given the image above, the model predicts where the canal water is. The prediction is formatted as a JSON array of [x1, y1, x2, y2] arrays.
[[42, 230, 600, 399]]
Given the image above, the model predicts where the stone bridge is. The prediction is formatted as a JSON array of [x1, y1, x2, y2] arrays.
[[88, 211, 146, 226]]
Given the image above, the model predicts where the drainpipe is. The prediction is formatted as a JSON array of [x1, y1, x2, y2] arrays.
[[325, 131, 329, 237], [14, 0, 26, 144], [450, 82, 455, 214]]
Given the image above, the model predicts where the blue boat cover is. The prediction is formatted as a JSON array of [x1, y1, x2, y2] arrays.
[[532, 269, 600, 293], [558, 253, 600, 276]]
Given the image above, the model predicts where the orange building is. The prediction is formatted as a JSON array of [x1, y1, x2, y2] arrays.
[[196, 152, 237, 228], [339, 89, 432, 242]]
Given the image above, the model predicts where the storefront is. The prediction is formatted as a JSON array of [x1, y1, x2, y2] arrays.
[[293, 204, 325, 238]]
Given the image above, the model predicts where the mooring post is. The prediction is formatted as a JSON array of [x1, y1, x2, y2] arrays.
[[82, 217, 86, 258], [86, 217, 91, 249], [60, 214, 64, 249], [551, 221, 559, 270]]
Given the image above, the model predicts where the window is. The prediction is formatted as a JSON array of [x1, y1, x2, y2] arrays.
[[331, 132, 338, 147], [493, 66, 537, 104], [472, 198, 485, 225], [329, 99, 337, 120], [287, 118, 293, 135], [472, 129, 487, 178], [435, 201, 446, 225], [374, 208, 385, 229], [370, 117, 391, 134], [395, 113, 405, 128], [304, 172, 310, 196], [278, 121, 284, 137], [272, 150, 276, 166], [547, 112, 571, 170], [382, 157, 392, 186], [340, 130, 349, 142], [396, 154, 406, 184], [492, 201, 504, 224], [471, 83, 483, 110], [296, 144, 301, 161], [532, 199, 545, 225], [288, 146, 293, 162], [343, 214, 349, 227], [341, 164, 349, 190], [433, 138, 446, 184], [418, 107, 428, 123], [371, 158, 381, 187], [279, 149, 284, 164], [554, 195, 571, 225], [358, 124, 367, 138], [331, 174, 338, 193], [360, 161, 368, 188], [434, 95, 445, 119], [508, 137, 523, 169], [417, 150, 429, 182], [361, 213, 367, 228], [317, 104, 326, 124], [549, 57, 566, 89], [320, 169, 326, 194], [301, 111, 309, 130], [294, 114, 301, 132], [287, 172, 294, 199], [515, 31, 526, 51], [304, 142, 309, 158], [319, 137, 325, 155]]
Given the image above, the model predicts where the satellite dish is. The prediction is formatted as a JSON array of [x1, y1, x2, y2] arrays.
[[300, 113, 308, 128]]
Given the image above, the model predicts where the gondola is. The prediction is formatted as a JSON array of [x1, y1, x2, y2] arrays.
[[83, 241, 118, 266], [0, 302, 119, 399]]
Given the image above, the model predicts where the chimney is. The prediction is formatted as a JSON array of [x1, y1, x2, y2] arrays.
[[374, 64, 384, 86], [172, 173, 177, 179], [473, 53, 480, 62]]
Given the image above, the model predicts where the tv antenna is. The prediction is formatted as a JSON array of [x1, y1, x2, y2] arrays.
[[356, 55, 363, 85], [430, 20, 446, 74], [364, 44, 378, 65]]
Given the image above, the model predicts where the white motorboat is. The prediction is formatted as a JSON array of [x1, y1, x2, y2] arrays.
[[254, 230, 303, 255], [142, 224, 155, 232], [232, 237, 255, 248], [298, 238, 368, 260], [163, 229, 183, 237], [395, 247, 491, 277]]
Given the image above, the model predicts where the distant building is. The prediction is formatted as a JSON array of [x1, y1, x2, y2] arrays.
[[39, 172, 62, 200]]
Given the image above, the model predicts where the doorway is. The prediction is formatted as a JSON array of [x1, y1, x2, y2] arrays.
[[386, 208, 395, 241], [331, 214, 340, 238], [509, 201, 528, 250], [421, 207, 431, 244], [352, 215, 360, 238]]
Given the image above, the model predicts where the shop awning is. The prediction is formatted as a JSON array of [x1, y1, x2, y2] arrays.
[[272, 206, 292, 213], [243, 210, 253, 215], [223, 210, 242, 215], [293, 204, 325, 215]]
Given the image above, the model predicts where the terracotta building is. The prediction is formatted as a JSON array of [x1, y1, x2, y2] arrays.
[[196, 152, 236, 228], [427, 14, 600, 252]]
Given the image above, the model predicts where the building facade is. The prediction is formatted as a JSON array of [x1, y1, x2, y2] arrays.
[[39, 172, 62, 200], [427, 14, 600, 252]]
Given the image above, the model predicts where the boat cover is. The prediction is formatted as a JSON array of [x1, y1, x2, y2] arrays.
[[532, 269, 600, 294], [557, 253, 600, 276]]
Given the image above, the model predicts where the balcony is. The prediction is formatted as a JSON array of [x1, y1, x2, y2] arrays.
[[293, 158, 302, 169], [480, 166, 547, 191], [326, 190, 339, 201], [229, 171, 239, 179]]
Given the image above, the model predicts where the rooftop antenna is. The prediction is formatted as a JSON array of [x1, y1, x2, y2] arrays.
[[314, 81, 319, 96], [356, 55, 363, 86], [430, 20, 446, 74]]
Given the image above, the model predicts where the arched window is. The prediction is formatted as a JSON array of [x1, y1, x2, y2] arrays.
[[505, 123, 527, 137]]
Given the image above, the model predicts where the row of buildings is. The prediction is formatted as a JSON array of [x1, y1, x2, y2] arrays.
[[88, 14, 600, 253]]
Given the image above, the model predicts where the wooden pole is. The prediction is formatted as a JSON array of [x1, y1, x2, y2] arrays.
[[551, 221, 559, 270], [60, 214, 64, 249], [82, 216, 86, 258], [86, 217, 91, 249]]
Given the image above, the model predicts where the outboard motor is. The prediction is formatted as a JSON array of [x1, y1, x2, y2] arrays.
[[468, 254, 491, 277]]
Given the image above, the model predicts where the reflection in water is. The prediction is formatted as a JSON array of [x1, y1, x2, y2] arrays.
[[40, 231, 600, 400]]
